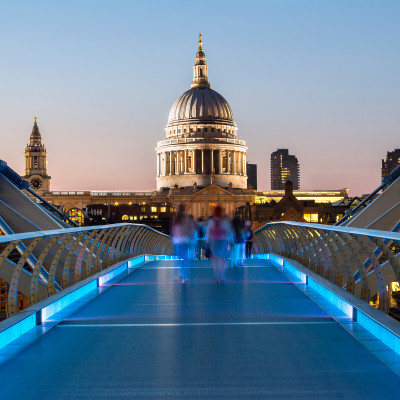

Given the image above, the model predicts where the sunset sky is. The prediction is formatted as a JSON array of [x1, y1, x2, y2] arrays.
[[1, 0, 399, 195]]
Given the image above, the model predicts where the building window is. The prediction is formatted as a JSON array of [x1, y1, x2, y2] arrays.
[[151, 206, 157, 213], [68, 208, 84, 226], [134, 216, 138, 220], [122, 215, 129, 221], [160, 207, 166, 213], [141, 207, 146, 212], [304, 213, 319, 223]]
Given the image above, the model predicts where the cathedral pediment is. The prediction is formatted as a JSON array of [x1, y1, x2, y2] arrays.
[[194, 184, 233, 197]]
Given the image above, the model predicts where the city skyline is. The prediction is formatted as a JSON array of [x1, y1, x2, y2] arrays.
[[1, 1, 399, 195]]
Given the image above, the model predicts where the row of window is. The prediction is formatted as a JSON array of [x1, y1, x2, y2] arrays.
[[169, 126, 235, 135], [122, 215, 159, 221]]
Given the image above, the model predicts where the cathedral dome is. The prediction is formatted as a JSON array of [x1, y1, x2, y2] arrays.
[[167, 87, 234, 125]]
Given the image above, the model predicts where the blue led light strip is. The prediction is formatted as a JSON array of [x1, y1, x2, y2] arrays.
[[0, 254, 150, 351], [267, 253, 400, 356]]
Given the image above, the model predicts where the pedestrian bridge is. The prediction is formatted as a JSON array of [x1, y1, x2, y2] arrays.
[[1, 222, 400, 399]]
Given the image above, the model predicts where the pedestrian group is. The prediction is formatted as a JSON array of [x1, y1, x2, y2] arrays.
[[171, 204, 254, 283]]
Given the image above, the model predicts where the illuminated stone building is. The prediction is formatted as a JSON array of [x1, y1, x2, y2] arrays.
[[239, 181, 352, 230], [22, 36, 347, 226], [156, 34, 248, 190], [22, 118, 51, 194], [382, 149, 400, 178], [270, 149, 299, 190]]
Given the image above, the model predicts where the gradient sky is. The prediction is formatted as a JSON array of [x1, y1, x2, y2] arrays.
[[0, 0, 399, 195]]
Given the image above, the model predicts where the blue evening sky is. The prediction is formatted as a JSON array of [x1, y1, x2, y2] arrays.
[[0, 0, 399, 195]]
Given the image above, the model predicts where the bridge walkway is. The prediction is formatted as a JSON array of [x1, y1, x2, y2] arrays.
[[1, 259, 400, 399]]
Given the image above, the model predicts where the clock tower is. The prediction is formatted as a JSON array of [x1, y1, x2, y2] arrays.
[[23, 117, 51, 193]]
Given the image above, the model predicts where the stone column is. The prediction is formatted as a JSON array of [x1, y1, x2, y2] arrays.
[[201, 149, 204, 174], [233, 151, 236, 175], [168, 152, 172, 176], [227, 150, 230, 174], [210, 149, 214, 173], [218, 150, 222, 174], [193, 149, 197, 174], [184, 149, 187, 173]]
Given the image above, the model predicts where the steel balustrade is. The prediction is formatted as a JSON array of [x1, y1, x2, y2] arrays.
[[0, 223, 172, 318], [254, 222, 400, 313]]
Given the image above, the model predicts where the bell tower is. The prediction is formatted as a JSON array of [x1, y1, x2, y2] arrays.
[[23, 117, 51, 193]]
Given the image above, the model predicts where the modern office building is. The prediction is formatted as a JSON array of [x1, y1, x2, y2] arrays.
[[246, 163, 257, 189], [270, 149, 300, 190], [382, 149, 400, 178]]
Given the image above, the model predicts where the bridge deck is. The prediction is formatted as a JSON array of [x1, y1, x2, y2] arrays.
[[1, 259, 400, 399]]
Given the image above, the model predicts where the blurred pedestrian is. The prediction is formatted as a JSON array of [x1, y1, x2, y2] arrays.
[[232, 214, 245, 267], [244, 220, 254, 259], [196, 217, 206, 259], [207, 205, 232, 282], [171, 204, 195, 283]]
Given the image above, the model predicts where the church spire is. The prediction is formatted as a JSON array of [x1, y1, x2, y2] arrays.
[[30, 117, 41, 140], [191, 33, 210, 88]]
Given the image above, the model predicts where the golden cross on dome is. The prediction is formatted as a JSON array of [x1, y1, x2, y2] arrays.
[[34, 117, 37, 125], [198, 33, 202, 51]]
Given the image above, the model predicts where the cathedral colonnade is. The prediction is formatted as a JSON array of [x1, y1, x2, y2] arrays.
[[156, 143, 247, 189]]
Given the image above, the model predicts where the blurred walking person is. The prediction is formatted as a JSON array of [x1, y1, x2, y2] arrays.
[[244, 220, 254, 259], [171, 204, 195, 283], [196, 217, 206, 259], [207, 205, 232, 283], [232, 214, 245, 267]]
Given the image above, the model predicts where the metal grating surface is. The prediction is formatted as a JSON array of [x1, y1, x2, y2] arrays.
[[0, 259, 399, 399]]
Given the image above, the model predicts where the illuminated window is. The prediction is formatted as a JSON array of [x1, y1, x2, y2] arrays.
[[129, 216, 133, 220], [151, 206, 157, 213], [392, 282, 400, 291], [141, 207, 146, 212], [122, 215, 129, 221], [68, 208, 84, 226], [160, 207, 166, 213], [133, 216, 138, 220], [304, 213, 319, 223]]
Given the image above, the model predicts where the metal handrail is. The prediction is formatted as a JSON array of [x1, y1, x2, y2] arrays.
[[0, 223, 172, 319], [254, 221, 400, 314]]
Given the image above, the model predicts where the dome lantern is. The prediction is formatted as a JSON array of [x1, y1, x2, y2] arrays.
[[191, 33, 210, 89]]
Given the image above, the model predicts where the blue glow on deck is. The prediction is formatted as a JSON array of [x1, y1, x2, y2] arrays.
[[128, 255, 145, 268], [98, 263, 128, 286], [41, 281, 98, 322], [268, 254, 284, 266], [357, 311, 400, 356], [308, 277, 354, 319], [283, 260, 307, 284], [0, 313, 36, 351]]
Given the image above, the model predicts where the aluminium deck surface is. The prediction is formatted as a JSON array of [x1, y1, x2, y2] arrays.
[[1, 259, 400, 399]]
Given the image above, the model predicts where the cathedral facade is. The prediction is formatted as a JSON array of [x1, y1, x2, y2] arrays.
[[156, 34, 248, 190]]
